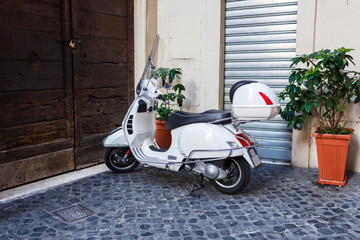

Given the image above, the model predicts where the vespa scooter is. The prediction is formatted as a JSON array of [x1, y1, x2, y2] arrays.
[[103, 35, 280, 195]]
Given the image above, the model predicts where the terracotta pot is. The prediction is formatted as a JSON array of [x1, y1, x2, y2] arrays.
[[155, 120, 171, 149], [312, 128, 353, 186]]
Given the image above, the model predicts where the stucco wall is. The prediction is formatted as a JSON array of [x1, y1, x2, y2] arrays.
[[135, 0, 222, 113], [293, 0, 360, 172], [134, 0, 147, 89], [135, 0, 360, 172]]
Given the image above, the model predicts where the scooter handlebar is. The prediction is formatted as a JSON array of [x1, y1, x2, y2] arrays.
[[156, 94, 169, 104]]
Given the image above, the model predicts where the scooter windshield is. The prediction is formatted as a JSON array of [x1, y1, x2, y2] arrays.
[[141, 35, 165, 80], [136, 34, 164, 95]]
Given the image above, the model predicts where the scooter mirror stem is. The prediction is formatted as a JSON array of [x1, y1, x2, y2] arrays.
[[164, 83, 171, 90]]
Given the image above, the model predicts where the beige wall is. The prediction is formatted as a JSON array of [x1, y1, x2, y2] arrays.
[[135, 0, 360, 172], [134, 0, 147, 87], [293, 0, 360, 172], [135, 0, 223, 113]]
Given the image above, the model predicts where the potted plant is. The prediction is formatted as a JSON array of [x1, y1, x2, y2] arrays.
[[279, 47, 360, 186], [152, 67, 185, 148]]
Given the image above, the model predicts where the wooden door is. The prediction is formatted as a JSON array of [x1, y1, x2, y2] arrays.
[[71, 0, 134, 168], [0, 0, 134, 189], [0, 0, 74, 189]]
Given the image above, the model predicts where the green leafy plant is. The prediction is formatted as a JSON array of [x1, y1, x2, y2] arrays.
[[152, 67, 185, 121], [279, 47, 360, 134]]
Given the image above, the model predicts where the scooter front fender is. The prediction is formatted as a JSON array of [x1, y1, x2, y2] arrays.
[[103, 127, 128, 148]]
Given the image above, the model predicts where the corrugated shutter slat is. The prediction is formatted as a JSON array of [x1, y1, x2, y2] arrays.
[[224, 0, 297, 165]]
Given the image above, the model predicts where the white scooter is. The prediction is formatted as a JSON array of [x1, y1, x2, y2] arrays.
[[103, 35, 280, 195]]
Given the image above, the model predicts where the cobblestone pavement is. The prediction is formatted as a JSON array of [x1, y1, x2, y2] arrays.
[[1, 164, 360, 240]]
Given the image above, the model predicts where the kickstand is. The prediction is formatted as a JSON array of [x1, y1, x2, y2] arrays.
[[189, 175, 204, 198]]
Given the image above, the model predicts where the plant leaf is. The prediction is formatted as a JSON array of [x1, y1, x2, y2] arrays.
[[337, 104, 343, 113], [355, 95, 360, 104]]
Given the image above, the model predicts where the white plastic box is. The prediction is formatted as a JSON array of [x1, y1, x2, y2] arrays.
[[230, 81, 280, 121]]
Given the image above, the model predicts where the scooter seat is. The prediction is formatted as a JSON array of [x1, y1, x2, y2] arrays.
[[165, 109, 232, 130]]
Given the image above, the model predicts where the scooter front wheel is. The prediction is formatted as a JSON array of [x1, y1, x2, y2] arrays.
[[209, 157, 250, 195], [104, 147, 139, 173]]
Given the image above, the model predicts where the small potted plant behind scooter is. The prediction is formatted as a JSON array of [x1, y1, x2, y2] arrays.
[[151, 67, 185, 149], [279, 47, 360, 186], [103, 34, 280, 195]]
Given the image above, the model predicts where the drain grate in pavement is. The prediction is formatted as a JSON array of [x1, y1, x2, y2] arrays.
[[53, 204, 95, 222]]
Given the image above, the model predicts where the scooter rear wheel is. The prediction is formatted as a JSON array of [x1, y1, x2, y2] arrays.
[[209, 157, 250, 195], [104, 147, 139, 173]]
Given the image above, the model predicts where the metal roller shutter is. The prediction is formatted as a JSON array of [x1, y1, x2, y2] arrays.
[[224, 0, 298, 165]]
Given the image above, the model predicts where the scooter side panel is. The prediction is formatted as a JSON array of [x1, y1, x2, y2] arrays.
[[178, 123, 260, 168], [178, 123, 241, 158]]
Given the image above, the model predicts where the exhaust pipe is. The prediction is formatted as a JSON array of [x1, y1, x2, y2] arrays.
[[192, 162, 227, 180]]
